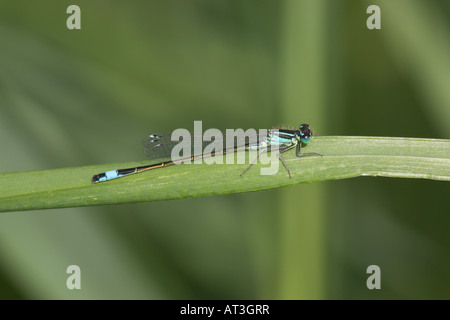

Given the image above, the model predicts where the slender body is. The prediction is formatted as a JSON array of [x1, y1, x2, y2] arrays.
[[92, 124, 319, 183]]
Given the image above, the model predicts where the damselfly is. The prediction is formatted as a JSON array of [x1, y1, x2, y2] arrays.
[[92, 124, 321, 183]]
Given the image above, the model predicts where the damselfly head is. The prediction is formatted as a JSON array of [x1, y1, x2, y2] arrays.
[[299, 124, 313, 144]]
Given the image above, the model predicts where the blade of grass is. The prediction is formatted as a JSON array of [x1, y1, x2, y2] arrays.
[[0, 136, 449, 212]]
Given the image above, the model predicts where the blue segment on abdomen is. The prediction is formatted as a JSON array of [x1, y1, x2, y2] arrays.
[[104, 170, 119, 181]]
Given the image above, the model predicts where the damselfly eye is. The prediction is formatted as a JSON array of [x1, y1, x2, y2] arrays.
[[299, 124, 313, 143], [301, 136, 311, 143]]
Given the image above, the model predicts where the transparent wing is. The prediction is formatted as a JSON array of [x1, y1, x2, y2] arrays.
[[142, 134, 176, 159], [142, 133, 214, 160], [142, 130, 269, 159]]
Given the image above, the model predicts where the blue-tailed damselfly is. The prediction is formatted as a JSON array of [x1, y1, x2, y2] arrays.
[[92, 124, 320, 183]]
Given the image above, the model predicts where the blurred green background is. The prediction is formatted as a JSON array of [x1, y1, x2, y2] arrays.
[[0, 0, 449, 299]]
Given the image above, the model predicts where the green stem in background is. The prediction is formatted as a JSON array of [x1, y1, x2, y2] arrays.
[[0, 136, 449, 213], [382, 0, 450, 137], [279, 0, 327, 299]]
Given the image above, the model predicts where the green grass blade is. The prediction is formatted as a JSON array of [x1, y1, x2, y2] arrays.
[[1, 136, 449, 212]]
